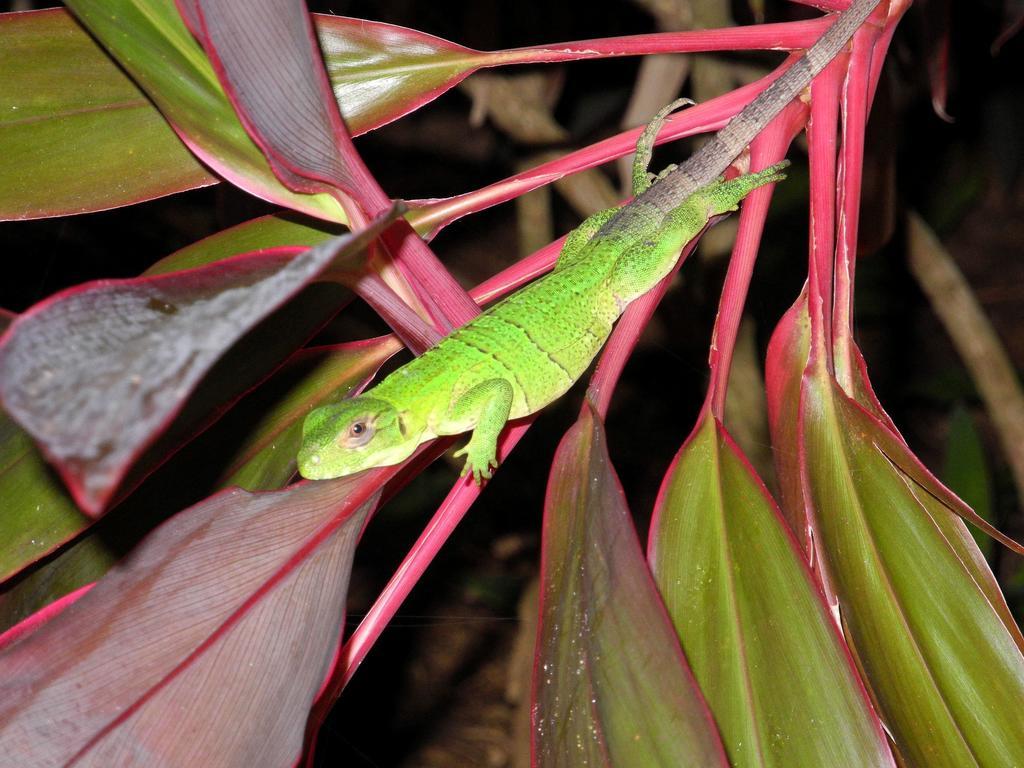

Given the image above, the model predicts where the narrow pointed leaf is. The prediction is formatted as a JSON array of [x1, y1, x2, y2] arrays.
[[193, 0, 368, 203], [649, 414, 894, 767], [64, 0, 348, 222], [147, 212, 341, 274], [0, 214, 343, 584], [764, 286, 813, 547], [795, 363, 1024, 766], [0, 476, 376, 765], [0, 8, 216, 220], [316, 15, 486, 133], [534, 404, 727, 767], [847, 368, 1024, 557], [0, 209, 399, 514]]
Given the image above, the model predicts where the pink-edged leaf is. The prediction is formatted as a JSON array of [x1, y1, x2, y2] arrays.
[[0, 8, 216, 220], [318, 15, 831, 137], [0, 336, 398, 634], [533, 402, 728, 767], [649, 413, 894, 767], [0, 534, 116, 637], [173, 0, 201, 35], [842, 346, 1024, 619], [0, 214, 346, 585], [65, 0, 349, 222], [765, 287, 813, 549], [0, 584, 94, 653], [147, 212, 341, 274], [784, 351, 1024, 764], [0, 209, 400, 515], [189, 0, 479, 329], [0, 475, 377, 765], [193, 0, 373, 208], [318, 14, 485, 135], [0, 338, 399, 635]]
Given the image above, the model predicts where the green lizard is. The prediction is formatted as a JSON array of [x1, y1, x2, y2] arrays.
[[298, 0, 881, 483]]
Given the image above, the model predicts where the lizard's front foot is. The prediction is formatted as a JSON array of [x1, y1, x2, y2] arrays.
[[454, 440, 498, 484]]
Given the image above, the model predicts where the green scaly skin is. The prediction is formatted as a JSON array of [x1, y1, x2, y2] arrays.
[[297, 100, 787, 482]]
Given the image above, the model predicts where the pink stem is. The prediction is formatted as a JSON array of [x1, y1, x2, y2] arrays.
[[378, 224, 480, 334], [408, 61, 800, 237], [802, 53, 843, 370], [324, 419, 534, 694], [346, 270, 442, 354], [708, 102, 806, 419], [501, 17, 829, 60], [805, 53, 847, 369], [832, 18, 884, 391]]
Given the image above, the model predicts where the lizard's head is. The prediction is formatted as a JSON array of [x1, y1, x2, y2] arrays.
[[297, 396, 419, 480]]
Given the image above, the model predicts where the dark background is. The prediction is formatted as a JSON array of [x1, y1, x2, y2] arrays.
[[2, 0, 1023, 765]]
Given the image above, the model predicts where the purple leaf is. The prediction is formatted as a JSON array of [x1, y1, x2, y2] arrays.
[[0, 475, 377, 765], [190, 0, 480, 328], [0, 209, 400, 514], [194, 0, 379, 207]]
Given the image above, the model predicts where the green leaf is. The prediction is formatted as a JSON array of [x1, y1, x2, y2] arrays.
[[0, 310, 94, 584], [64, 0, 347, 222], [800, 368, 1024, 766], [0, 412, 93, 584], [649, 414, 894, 768], [0, 6, 510, 220], [534, 404, 728, 767], [316, 14, 487, 133], [768, 291, 1024, 765], [145, 213, 341, 275], [0, 9, 216, 220]]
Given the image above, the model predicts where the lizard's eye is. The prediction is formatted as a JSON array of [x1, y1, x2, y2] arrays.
[[341, 419, 374, 449]]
